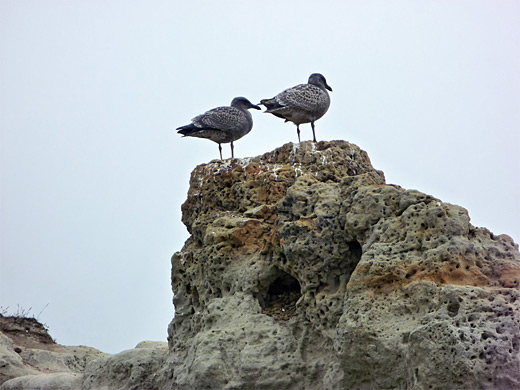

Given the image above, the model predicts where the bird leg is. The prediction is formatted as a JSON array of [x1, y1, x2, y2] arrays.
[[311, 121, 317, 143], [296, 125, 301, 143], [230, 141, 235, 159], [218, 143, 223, 160]]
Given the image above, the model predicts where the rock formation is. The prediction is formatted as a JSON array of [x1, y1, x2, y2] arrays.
[[165, 140, 520, 390], [1, 140, 519, 390], [0, 314, 167, 390], [0, 314, 108, 388]]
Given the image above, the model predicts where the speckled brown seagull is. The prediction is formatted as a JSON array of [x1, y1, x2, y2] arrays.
[[260, 73, 332, 143], [177, 97, 261, 159]]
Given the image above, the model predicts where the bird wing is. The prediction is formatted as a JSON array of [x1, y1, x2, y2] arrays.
[[192, 106, 244, 131], [275, 84, 325, 112]]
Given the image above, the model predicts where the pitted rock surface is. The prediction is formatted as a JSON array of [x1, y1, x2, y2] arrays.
[[168, 140, 520, 390], [2, 140, 518, 390]]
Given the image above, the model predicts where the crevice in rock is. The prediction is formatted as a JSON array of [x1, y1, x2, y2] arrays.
[[348, 240, 362, 272], [261, 271, 301, 321]]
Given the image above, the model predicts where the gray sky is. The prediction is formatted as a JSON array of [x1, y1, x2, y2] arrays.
[[1, 1, 519, 353]]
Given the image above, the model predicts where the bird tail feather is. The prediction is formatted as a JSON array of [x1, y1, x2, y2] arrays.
[[176, 124, 198, 136], [260, 98, 284, 112]]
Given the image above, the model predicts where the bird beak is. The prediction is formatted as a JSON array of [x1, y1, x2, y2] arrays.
[[251, 104, 261, 110], [326, 84, 333, 92]]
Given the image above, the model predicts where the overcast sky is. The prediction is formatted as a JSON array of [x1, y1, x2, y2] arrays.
[[1, 1, 519, 354]]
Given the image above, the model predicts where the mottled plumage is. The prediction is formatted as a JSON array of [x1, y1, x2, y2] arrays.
[[260, 73, 332, 142], [177, 97, 260, 159]]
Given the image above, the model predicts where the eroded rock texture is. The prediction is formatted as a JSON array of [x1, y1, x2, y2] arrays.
[[1, 140, 518, 390], [168, 141, 520, 390]]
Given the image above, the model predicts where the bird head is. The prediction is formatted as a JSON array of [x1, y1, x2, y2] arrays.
[[231, 97, 261, 110], [308, 73, 332, 92]]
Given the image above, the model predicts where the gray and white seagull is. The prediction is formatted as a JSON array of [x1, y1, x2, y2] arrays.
[[260, 73, 332, 143], [177, 97, 260, 160]]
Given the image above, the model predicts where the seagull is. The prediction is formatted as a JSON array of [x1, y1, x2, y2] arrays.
[[177, 97, 261, 159], [260, 73, 332, 143]]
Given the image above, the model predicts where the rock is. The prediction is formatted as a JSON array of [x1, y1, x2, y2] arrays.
[[17, 345, 107, 375], [2, 140, 519, 389], [0, 315, 108, 388], [0, 333, 40, 385], [167, 140, 520, 389], [135, 340, 168, 350], [0, 373, 81, 390], [0, 315, 54, 347], [81, 343, 168, 390]]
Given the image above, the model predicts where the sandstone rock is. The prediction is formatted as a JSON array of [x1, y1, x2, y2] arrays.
[[0, 333, 40, 385], [2, 140, 519, 390], [17, 345, 107, 375], [0, 373, 81, 390], [168, 140, 520, 389], [135, 340, 168, 350], [81, 343, 168, 390], [0, 315, 108, 389]]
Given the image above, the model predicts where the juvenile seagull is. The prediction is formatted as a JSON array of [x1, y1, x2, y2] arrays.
[[260, 73, 332, 142], [177, 97, 260, 159]]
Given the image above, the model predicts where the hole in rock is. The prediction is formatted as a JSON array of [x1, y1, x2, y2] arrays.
[[447, 301, 460, 317], [341, 240, 363, 285], [261, 271, 301, 321]]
